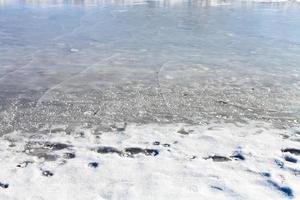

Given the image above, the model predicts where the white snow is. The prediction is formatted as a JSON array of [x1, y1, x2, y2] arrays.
[[0, 121, 299, 200]]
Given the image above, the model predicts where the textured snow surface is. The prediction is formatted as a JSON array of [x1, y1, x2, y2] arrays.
[[0, 1, 300, 199], [0, 121, 300, 200]]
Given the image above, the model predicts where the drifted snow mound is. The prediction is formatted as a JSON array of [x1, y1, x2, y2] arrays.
[[0, 121, 299, 200]]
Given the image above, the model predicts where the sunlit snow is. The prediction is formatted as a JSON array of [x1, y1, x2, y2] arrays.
[[0, 0, 300, 199]]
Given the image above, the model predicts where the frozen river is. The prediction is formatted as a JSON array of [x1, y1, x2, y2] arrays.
[[1, 1, 300, 199], [0, 0, 300, 133]]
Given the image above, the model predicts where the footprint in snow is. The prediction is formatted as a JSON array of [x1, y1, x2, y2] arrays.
[[95, 146, 159, 157], [88, 162, 99, 168], [63, 152, 76, 159], [282, 148, 300, 156], [260, 172, 294, 198], [0, 182, 9, 189], [42, 170, 54, 177], [204, 155, 231, 162], [284, 155, 297, 163], [17, 160, 34, 168]]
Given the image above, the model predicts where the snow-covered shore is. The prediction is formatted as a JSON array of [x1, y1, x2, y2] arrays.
[[0, 121, 299, 200], [0, 0, 300, 199]]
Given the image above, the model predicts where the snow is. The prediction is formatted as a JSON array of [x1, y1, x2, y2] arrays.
[[0, 0, 300, 199], [0, 121, 299, 199]]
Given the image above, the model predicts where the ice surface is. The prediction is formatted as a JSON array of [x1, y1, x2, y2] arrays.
[[0, 0, 300, 199], [1, 0, 300, 134]]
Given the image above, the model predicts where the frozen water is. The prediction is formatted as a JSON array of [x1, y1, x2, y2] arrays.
[[0, 0, 300, 199], [0, 0, 300, 133]]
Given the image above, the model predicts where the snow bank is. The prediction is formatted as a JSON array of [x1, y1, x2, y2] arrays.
[[0, 121, 299, 199]]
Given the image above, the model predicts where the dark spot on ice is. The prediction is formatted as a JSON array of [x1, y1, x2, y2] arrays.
[[282, 148, 300, 155], [163, 143, 170, 147], [230, 152, 245, 161], [275, 159, 284, 168], [96, 146, 121, 154], [204, 155, 231, 162], [284, 155, 297, 163], [0, 182, 9, 189], [42, 170, 54, 177], [173, 141, 178, 144], [211, 186, 223, 191], [153, 141, 160, 145], [261, 172, 271, 178], [267, 180, 294, 198], [88, 162, 99, 168], [63, 152, 76, 159]]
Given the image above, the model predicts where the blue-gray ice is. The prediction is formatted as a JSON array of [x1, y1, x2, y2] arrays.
[[0, 0, 300, 134]]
